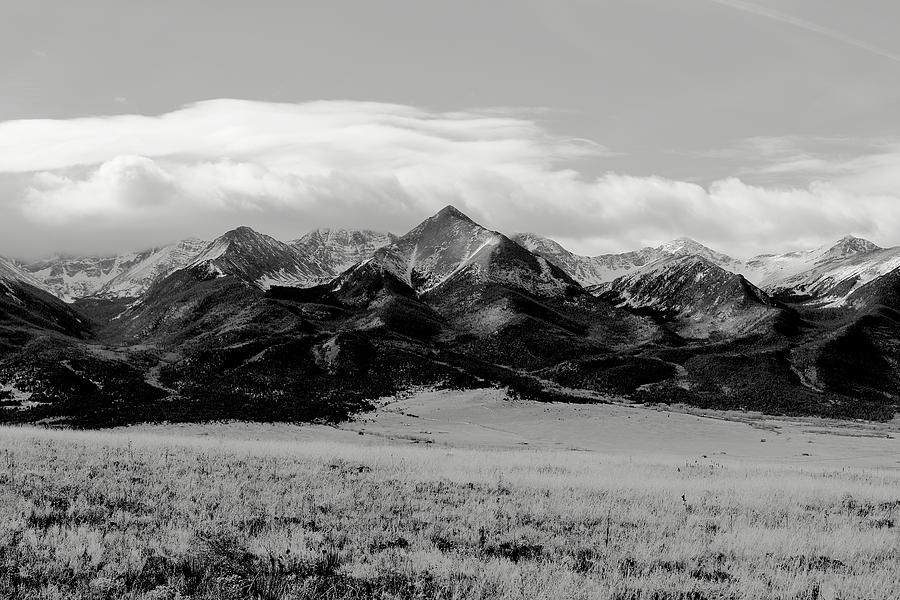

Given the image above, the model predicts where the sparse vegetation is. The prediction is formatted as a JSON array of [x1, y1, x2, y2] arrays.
[[0, 426, 897, 599]]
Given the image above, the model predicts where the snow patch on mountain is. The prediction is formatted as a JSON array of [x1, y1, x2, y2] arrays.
[[20, 239, 208, 301], [511, 233, 664, 286], [188, 226, 320, 289], [21, 253, 150, 301], [604, 254, 777, 338], [0, 257, 52, 302], [746, 236, 898, 305], [374, 206, 504, 290], [657, 237, 746, 273], [373, 206, 575, 297], [102, 239, 208, 298], [512, 233, 746, 287], [291, 228, 396, 282], [189, 238, 229, 266]]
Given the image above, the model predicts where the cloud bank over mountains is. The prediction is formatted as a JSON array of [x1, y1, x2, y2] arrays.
[[1, 99, 899, 259]]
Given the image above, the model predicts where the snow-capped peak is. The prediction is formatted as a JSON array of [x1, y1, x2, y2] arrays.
[[373, 206, 502, 290], [290, 228, 396, 283], [657, 237, 704, 254], [656, 237, 745, 272], [369, 206, 574, 296], [512, 233, 570, 259], [189, 226, 320, 289], [605, 252, 776, 338], [99, 238, 208, 299], [18, 240, 209, 302], [220, 225, 271, 244], [745, 235, 899, 305], [821, 235, 880, 261], [293, 228, 395, 249], [434, 204, 474, 222]]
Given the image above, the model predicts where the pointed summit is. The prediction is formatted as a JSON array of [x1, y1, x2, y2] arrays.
[[220, 225, 267, 242], [436, 204, 466, 216], [373, 206, 504, 291], [658, 237, 708, 255], [822, 235, 879, 260], [656, 237, 745, 273], [747, 235, 895, 297], [433, 204, 475, 223], [189, 226, 318, 288], [605, 252, 779, 338], [368, 206, 577, 297]]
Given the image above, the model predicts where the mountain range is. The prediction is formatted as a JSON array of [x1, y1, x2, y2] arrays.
[[1, 206, 898, 426], [511, 233, 747, 288]]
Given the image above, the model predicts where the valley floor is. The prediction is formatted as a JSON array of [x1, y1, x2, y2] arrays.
[[124, 389, 900, 470], [0, 392, 898, 599]]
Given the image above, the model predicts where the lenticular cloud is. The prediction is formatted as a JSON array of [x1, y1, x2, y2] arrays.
[[2, 99, 900, 258]]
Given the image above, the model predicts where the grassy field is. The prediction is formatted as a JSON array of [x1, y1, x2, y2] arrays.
[[0, 413, 898, 600]]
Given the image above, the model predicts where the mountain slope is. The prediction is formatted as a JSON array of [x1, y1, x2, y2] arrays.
[[291, 228, 396, 283], [20, 228, 395, 303], [100, 239, 208, 298], [361, 207, 660, 369], [20, 252, 156, 302], [601, 254, 782, 339], [512, 233, 746, 287], [98, 245, 472, 425], [0, 257, 89, 341], [285, 207, 660, 371], [657, 237, 747, 273], [747, 236, 881, 286], [0, 257, 50, 292], [845, 264, 900, 310], [19, 239, 208, 301], [0, 258, 124, 415], [274, 259, 448, 340], [511, 233, 666, 287], [374, 206, 578, 297], [773, 267, 900, 415], [188, 226, 321, 289], [747, 236, 899, 304]]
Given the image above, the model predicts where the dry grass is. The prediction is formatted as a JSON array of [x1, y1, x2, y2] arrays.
[[0, 425, 897, 599]]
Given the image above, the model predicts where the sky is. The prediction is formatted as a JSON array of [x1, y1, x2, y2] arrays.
[[2, 0, 900, 259]]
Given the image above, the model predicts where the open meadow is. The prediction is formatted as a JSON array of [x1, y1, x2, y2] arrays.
[[0, 390, 898, 599]]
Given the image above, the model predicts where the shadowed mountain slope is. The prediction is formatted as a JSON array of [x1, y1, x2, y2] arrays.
[[600, 254, 784, 339], [188, 226, 322, 289], [0, 259, 91, 343]]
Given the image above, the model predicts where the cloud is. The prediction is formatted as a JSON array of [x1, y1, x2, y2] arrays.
[[24, 155, 177, 223], [500, 173, 900, 258], [701, 135, 900, 196], [0, 99, 598, 174], [1, 99, 900, 259], [0, 99, 606, 253]]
